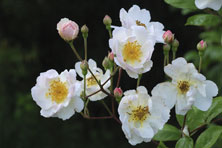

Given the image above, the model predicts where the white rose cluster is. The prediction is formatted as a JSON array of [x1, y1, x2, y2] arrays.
[[109, 5, 165, 79], [30, 4, 219, 147]]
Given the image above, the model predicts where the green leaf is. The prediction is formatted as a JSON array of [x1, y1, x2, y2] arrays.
[[157, 141, 168, 148], [153, 124, 181, 141], [185, 106, 207, 131], [212, 135, 222, 148], [195, 125, 222, 148], [164, 0, 197, 9], [205, 97, 222, 123], [186, 14, 221, 27], [176, 136, 193, 148], [176, 114, 184, 127], [200, 30, 222, 44]]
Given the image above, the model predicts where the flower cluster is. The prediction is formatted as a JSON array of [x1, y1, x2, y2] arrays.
[[109, 5, 165, 78], [31, 4, 219, 146]]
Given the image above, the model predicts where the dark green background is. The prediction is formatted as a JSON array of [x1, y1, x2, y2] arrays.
[[0, 0, 201, 148]]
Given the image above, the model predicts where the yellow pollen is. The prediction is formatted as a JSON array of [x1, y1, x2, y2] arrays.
[[177, 81, 190, 94], [87, 76, 98, 87], [128, 106, 150, 126], [122, 41, 142, 64], [46, 79, 68, 104], [136, 20, 146, 28]]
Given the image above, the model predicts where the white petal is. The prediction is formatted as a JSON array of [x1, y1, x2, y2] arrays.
[[55, 97, 77, 120], [73, 97, 84, 112], [31, 86, 53, 109], [138, 123, 154, 138], [151, 82, 177, 109], [75, 61, 83, 78], [120, 8, 135, 28], [147, 22, 165, 43], [124, 89, 136, 96], [141, 60, 153, 73], [205, 80, 218, 97], [175, 96, 192, 115], [137, 86, 148, 94], [128, 5, 151, 27], [193, 80, 218, 111], [40, 105, 59, 117], [195, 0, 222, 10], [193, 92, 212, 111], [125, 69, 139, 79], [88, 59, 97, 70]]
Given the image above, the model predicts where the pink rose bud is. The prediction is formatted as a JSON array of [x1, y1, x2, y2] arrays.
[[197, 40, 207, 51], [114, 87, 123, 98], [103, 15, 112, 26], [163, 30, 174, 44], [108, 52, 114, 61], [57, 18, 79, 41]]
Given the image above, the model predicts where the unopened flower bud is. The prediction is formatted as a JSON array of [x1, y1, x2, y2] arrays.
[[102, 57, 110, 70], [81, 25, 89, 38], [163, 44, 171, 52], [80, 60, 88, 76], [163, 30, 174, 44], [103, 15, 112, 26], [57, 18, 79, 41], [172, 39, 179, 52], [108, 52, 114, 61], [114, 87, 123, 102], [197, 40, 207, 51]]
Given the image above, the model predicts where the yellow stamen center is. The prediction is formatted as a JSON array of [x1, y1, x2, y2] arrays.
[[177, 81, 190, 94], [46, 79, 68, 104], [128, 105, 150, 126], [87, 76, 98, 87], [136, 20, 146, 28], [122, 41, 142, 65]]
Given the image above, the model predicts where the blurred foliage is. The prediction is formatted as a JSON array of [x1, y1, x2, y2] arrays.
[[0, 0, 216, 148]]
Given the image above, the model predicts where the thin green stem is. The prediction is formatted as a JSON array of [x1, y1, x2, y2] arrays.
[[84, 99, 90, 115], [173, 51, 176, 60], [69, 42, 82, 61], [101, 100, 112, 116], [136, 74, 142, 88], [83, 75, 86, 99], [199, 56, 202, 73], [80, 112, 113, 120], [84, 37, 87, 60], [108, 28, 112, 38], [182, 114, 187, 136], [164, 55, 167, 67], [167, 52, 169, 65], [87, 67, 101, 87]]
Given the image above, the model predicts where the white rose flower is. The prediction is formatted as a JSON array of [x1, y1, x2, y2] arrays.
[[119, 5, 165, 43], [195, 0, 222, 11], [75, 59, 110, 101], [118, 86, 170, 145], [31, 69, 84, 120], [151, 57, 218, 115], [109, 26, 154, 79]]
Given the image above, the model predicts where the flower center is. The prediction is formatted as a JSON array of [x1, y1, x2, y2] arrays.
[[177, 81, 190, 94], [87, 76, 98, 87], [129, 106, 149, 122], [122, 41, 142, 65], [46, 79, 68, 104], [136, 20, 146, 28]]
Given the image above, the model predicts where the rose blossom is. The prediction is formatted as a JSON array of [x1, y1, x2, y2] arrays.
[[57, 18, 79, 41]]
